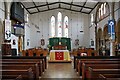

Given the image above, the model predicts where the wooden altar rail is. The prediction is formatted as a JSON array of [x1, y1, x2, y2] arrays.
[[22, 48, 48, 57]]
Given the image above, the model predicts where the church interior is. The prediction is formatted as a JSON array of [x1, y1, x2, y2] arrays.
[[0, 0, 120, 80]]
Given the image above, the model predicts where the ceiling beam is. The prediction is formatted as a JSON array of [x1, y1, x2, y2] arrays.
[[60, 7, 89, 14], [26, 2, 93, 10], [61, 2, 93, 9], [26, 2, 59, 9], [32, 1, 40, 12], [21, 3, 31, 14], [89, 2, 99, 14], [31, 7, 59, 14], [80, 0, 87, 12], [46, 0, 50, 10], [31, 7, 89, 14], [70, 0, 73, 10]]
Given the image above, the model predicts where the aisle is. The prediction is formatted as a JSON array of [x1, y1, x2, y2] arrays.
[[41, 62, 80, 79]]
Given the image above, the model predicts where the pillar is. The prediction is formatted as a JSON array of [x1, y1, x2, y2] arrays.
[[110, 2, 115, 56], [2, 0, 13, 56]]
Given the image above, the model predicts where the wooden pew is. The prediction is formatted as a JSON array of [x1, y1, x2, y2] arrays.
[[99, 74, 120, 80], [88, 67, 120, 80], [2, 64, 39, 80], [1, 68, 34, 80], [2, 59, 44, 75], [77, 59, 120, 76], [2, 61, 42, 77], [82, 63, 119, 80], [76, 58, 120, 72], [2, 56, 47, 69], [2, 75, 22, 80], [74, 56, 119, 69]]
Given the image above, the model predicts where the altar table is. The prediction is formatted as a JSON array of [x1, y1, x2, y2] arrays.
[[49, 50, 71, 62]]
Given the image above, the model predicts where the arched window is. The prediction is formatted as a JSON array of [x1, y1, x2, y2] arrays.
[[104, 3, 106, 14], [57, 12, 62, 37], [50, 16, 55, 37], [101, 4, 104, 17], [64, 16, 68, 38], [98, 2, 109, 21]]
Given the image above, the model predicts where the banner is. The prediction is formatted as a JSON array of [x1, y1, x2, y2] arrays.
[[108, 19, 115, 40]]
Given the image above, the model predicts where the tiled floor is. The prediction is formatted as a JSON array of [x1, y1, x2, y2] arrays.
[[41, 62, 80, 79]]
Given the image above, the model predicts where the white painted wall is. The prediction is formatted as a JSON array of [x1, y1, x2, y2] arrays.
[[10, 34, 18, 55], [28, 9, 89, 50], [89, 2, 120, 50], [0, 2, 5, 51]]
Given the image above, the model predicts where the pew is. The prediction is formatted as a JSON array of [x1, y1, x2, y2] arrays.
[[99, 74, 120, 80], [82, 63, 119, 80], [2, 64, 39, 79], [76, 58, 120, 72], [88, 67, 120, 80], [1, 68, 34, 80], [77, 59, 120, 76], [2, 75, 22, 80], [74, 56, 119, 69], [2, 59, 44, 75], [2, 56, 47, 69], [2, 61, 42, 77]]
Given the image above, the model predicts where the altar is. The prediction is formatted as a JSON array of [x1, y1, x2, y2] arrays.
[[48, 50, 71, 62]]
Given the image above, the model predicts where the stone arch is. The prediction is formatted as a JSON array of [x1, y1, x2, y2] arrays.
[[103, 24, 109, 40], [95, 2, 110, 50], [116, 18, 120, 43], [95, 2, 110, 23], [103, 24, 110, 55], [97, 28, 103, 55]]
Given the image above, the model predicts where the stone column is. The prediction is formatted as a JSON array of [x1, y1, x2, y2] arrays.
[[2, 0, 13, 56], [110, 2, 115, 56], [4, 0, 13, 20]]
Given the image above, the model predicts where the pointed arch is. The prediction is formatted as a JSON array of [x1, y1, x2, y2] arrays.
[[116, 18, 120, 43], [50, 16, 55, 37], [64, 16, 68, 38], [57, 12, 62, 37]]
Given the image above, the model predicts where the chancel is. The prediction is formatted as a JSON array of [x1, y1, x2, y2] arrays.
[[0, 0, 120, 80]]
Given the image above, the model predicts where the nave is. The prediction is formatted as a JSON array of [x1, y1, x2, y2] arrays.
[[0, 0, 120, 80], [41, 62, 80, 79]]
